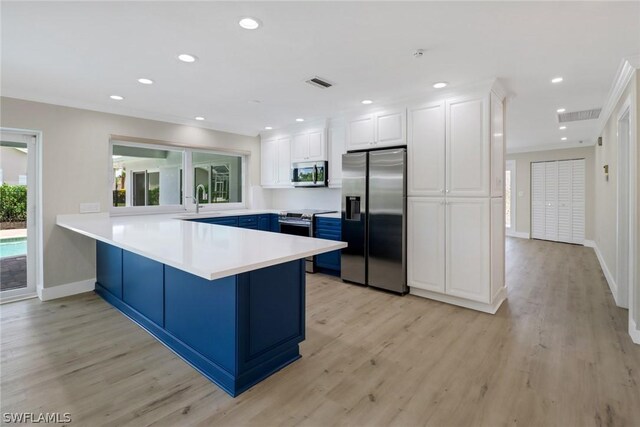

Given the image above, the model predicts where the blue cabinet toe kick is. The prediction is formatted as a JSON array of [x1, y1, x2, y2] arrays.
[[95, 241, 305, 397]]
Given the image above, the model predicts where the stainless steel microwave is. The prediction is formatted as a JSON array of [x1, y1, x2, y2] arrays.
[[291, 161, 328, 187]]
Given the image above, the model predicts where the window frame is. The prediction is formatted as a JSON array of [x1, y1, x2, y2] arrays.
[[109, 139, 247, 215]]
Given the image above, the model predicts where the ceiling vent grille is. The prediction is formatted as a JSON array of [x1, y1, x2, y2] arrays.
[[558, 108, 601, 123], [305, 76, 333, 89]]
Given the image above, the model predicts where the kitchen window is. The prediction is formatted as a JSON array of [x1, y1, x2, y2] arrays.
[[110, 140, 245, 213]]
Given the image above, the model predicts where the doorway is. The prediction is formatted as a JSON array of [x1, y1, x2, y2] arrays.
[[0, 129, 41, 302], [617, 104, 631, 309]]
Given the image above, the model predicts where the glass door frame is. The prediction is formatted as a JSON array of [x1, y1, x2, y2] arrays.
[[0, 128, 42, 303]]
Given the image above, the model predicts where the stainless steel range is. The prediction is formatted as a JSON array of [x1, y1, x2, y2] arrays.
[[278, 209, 337, 273]]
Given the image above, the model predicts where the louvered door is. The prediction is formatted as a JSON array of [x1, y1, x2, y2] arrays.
[[531, 159, 585, 244], [531, 162, 546, 239]]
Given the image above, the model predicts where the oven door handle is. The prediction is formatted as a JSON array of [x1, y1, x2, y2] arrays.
[[279, 220, 311, 227]]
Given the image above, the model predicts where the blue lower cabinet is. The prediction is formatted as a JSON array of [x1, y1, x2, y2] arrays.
[[96, 241, 123, 298], [165, 268, 238, 374], [314, 217, 341, 273], [204, 216, 239, 227], [238, 215, 258, 229], [94, 241, 305, 397], [258, 214, 270, 231], [270, 214, 280, 232], [122, 251, 164, 327]]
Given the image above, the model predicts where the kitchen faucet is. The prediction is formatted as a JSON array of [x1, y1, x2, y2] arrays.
[[187, 184, 208, 214]]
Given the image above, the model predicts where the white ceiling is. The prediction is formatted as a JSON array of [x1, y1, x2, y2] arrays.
[[2, 2, 639, 151]]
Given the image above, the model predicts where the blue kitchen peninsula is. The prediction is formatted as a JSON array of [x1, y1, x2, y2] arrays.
[[56, 212, 346, 397]]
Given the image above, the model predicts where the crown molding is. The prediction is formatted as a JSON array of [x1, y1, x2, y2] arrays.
[[595, 55, 639, 138]]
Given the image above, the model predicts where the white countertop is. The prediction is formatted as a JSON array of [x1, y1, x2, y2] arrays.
[[57, 213, 347, 281]]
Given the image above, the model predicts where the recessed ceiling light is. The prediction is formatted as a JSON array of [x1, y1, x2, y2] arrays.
[[296, 118, 304, 122], [559, 126, 567, 130], [239, 17, 261, 30], [561, 137, 567, 141], [110, 95, 124, 100], [361, 99, 373, 105], [138, 78, 154, 85], [433, 82, 448, 89], [195, 116, 205, 121], [551, 77, 564, 83], [557, 108, 566, 113], [178, 54, 197, 63], [265, 126, 273, 130]]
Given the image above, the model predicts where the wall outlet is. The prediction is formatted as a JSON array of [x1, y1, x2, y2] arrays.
[[79, 202, 101, 213]]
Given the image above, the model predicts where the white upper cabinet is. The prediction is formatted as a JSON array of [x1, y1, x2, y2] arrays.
[[261, 136, 292, 188], [346, 114, 375, 151], [346, 108, 406, 151], [375, 109, 406, 147], [260, 138, 277, 186], [490, 92, 505, 197], [407, 101, 446, 196], [276, 137, 291, 186], [328, 124, 346, 188], [291, 129, 327, 163], [446, 95, 490, 197]]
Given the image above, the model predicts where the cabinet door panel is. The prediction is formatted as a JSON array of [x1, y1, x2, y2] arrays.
[[490, 93, 505, 197], [328, 125, 346, 187], [277, 137, 291, 185], [446, 96, 490, 197], [446, 198, 490, 303], [408, 197, 445, 293], [376, 109, 406, 147], [491, 198, 505, 300], [407, 102, 445, 196], [308, 130, 324, 160], [291, 133, 309, 162], [260, 139, 277, 186], [347, 114, 374, 150]]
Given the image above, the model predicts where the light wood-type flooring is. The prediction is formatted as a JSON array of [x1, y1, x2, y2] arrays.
[[1, 237, 639, 426]]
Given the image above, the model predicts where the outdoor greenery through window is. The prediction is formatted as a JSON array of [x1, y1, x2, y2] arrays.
[[111, 141, 244, 210]]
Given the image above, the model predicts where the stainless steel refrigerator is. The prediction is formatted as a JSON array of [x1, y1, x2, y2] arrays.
[[341, 148, 407, 294]]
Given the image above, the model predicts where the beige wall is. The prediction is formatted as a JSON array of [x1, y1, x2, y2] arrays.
[[506, 146, 596, 240], [0, 97, 260, 288], [0, 146, 27, 184]]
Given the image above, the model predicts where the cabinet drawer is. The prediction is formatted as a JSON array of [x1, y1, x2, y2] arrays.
[[238, 215, 258, 227], [206, 217, 239, 227], [316, 230, 341, 241], [316, 250, 341, 271]]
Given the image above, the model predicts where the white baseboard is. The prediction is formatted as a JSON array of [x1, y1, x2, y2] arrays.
[[590, 243, 621, 307], [37, 278, 95, 301], [630, 317, 640, 345], [506, 231, 530, 239], [409, 286, 507, 314], [583, 239, 596, 248]]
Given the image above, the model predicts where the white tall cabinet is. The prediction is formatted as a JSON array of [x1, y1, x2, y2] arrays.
[[407, 83, 507, 314]]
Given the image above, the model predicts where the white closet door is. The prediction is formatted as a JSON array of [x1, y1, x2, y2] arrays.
[[544, 161, 558, 241], [571, 159, 585, 244], [557, 160, 573, 243], [531, 162, 546, 239]]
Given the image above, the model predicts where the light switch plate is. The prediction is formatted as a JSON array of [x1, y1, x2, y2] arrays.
[[80, 202, 101, 213]]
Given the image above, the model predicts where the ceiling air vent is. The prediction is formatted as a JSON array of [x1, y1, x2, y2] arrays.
[[305, 76, 333, 89], [558, 108, 601, 123]]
